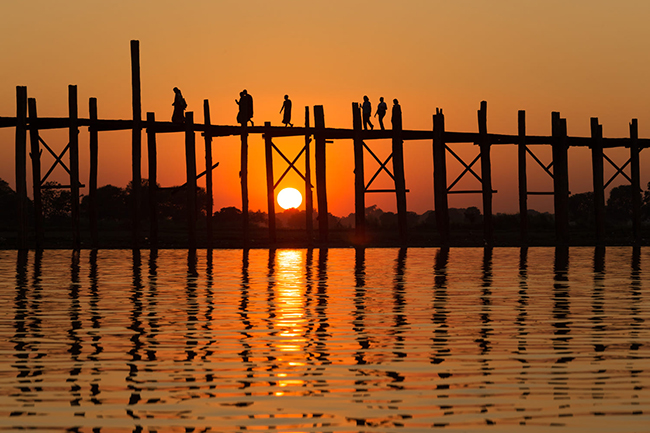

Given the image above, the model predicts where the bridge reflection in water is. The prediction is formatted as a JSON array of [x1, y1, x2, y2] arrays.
[[1, 247, 648, 432]]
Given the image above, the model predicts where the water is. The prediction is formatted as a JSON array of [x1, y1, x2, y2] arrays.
[[0, 247, 649, 432]]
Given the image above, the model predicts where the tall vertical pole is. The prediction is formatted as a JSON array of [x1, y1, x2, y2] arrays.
[[28, 98, 43, 248], [203, 100, 214, 247], [590, 117, 605, 246], [314, 105, 328, 243], [15, 86, 28, 249], [240, 124, 249, 245], [630, 119, 641, 245], [552, 112, 569, 246], [304, 106, 314, 243], [478, 101, 493, 247], [432, 108, 449, 246], [392, 101, 407, 245], [352, 102, 365, 244], [89, 98, 99, 249], [517, 110, 528, 245], [69, 85, 80, 249], [146, 112, 158, 248], [130, 39, 142, 248], [185, 111, 197, 249], [264, 122, 276, 244]]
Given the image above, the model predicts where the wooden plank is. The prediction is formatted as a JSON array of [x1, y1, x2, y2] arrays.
[[518, 110, 528, 245], [432, 108, 449, 246], [146, 112, 158, 248], [185, 112, 197, 249], [28, 98, 43, 248], [89, 98, 98, 248], [478, 101, 493, 246], [69, 85, 80, 249], [352, 102, 365, 244], [203, 100, 213, 247], [314, 105, 328, 243], [590, 117, 605, 246], [264, 122, 276, 244]]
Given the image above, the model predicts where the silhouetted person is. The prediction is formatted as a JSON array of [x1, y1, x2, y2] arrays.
[[171, 87, 187, 124], [280, 95, 293, 127], [362, 95, 373, 130], [374, 96, 387, 130], [235, 89, 254, 126], [391, 98, 402, 130]]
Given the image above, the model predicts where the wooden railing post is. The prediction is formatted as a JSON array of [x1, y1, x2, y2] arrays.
[[352, 102, 365, 244], [264, 122, 276, 244], [203, 100, 214, 247], [69, 85, 80, 249], [392, 101, 407, 245], [15, 86, 28, 249], [590, 117, 605, 246], [28, 98, 43, 248], [630, 119, 641, 245], [314, 105, 328, 243], [130, 40, 142, 248], [185, 112, 197, 249], [146, 112, 158, 248], [240, 124, 249, 245], [433, 108, 449, 246], [552, 112, 570, 246], [518, 110, 528, 245], [89, 98, 99, 248], [304, 106, 314, 243], [478, 101, 493, 246]]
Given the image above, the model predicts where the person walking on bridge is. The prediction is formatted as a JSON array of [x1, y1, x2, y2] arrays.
[[362, 95, 373, 130]]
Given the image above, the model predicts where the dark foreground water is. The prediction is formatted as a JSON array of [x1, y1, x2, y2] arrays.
[[0, 247, 649, 432]]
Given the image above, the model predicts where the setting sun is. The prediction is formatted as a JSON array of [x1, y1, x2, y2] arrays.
[[277, 188, 302, 210]]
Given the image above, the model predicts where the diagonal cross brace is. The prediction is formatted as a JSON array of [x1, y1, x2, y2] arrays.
[[271, 141, 314, 190], [39, 136, 72, 185], [525, 146, 554, 179], [603, 153, 633, 189], [363, 141, 395, 191], [445, 145, 482, 192]]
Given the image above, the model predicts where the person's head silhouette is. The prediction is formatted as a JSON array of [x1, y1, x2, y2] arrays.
[[393, 98, 399, 105], [380, 97, 384, 102], [363, 95, 369, 102]]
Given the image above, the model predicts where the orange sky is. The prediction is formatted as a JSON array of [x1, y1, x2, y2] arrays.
[[2, 1, 650, 217]]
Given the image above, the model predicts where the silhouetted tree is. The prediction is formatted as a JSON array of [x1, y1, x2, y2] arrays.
[[81, 184, 128, 221], [0, 178, 18, 225], [41, 181, 71, 223], [464, 206, 481, 225], [568, 191, 594, 226], [607, 184, 634, 222]]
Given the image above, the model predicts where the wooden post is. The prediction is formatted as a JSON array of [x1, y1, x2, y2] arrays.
[[130, 39, 142, 248], [146, 112, 158, 248], [630, 119, 641, 245], [15, 86, 28, 249], [264, 121, 276, 244], [203, 100, 214, 247], [352, 102, 365, 244], [392, 101, 407, 244], [314, 105, 328, 243], [185, 112, 197, 249], [240, 124, 249, 245], [590, 117, 605, 246], [69, 85, 80, 249], [304, 106, 314, 243], [478, 101, 493, 246], [28, 98, 43, 248], [432, 108, 449, 246], [89, 98, 99, 248], [552, 112, 570, 246], [518, 110, 528, 245]]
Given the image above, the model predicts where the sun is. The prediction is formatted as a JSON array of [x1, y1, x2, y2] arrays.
[[277, 187, 302, 210]]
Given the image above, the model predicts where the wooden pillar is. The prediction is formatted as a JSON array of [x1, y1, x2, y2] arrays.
[[314, 105, 328, 243], [352, 102, 365, 244], [69, 85, 80, 249], [630, 119, 641, 245], [432, 108, 449, 246], [203, 100, 214, 247], [28, 98, 43, 248], [478, 101, 493, 246], [304, 106, 314, 243], [552, 112, 569, 246], [590, 117, 605, 246], [240, 124, 249, 245], [130, 39, 142, 248], [264, 122, 276, 244], [517, 110, 528, 245], [146, 112, 158, 248], [185, 112, 197, 249], [15, 86, 28, 249], [89, 98, 99, 248], [392, 102, 407, 244]]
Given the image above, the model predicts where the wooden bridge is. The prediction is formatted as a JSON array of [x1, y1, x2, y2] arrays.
[[2, 40, 647, 249]]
